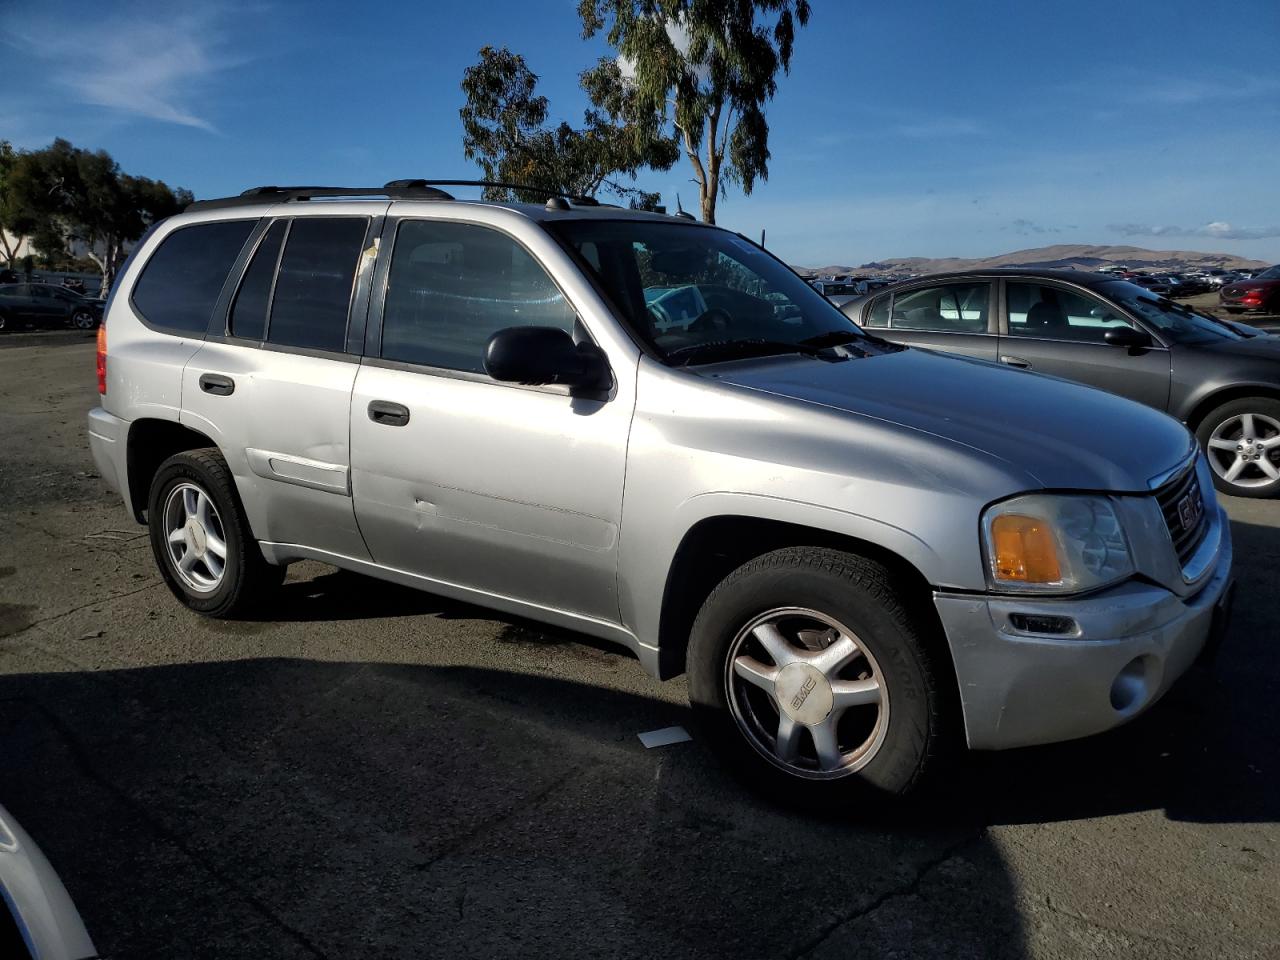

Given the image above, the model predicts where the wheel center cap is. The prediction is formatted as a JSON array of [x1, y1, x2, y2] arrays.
[[776, 662, 833, 724], [185, 519, 207, 557]]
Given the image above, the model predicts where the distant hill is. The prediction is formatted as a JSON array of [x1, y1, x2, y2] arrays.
[[798, 244, 1271, 277]]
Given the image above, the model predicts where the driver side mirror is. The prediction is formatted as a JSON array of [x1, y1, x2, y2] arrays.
[[1104, 325, 1152, 349], [484, 326, 611, 392]]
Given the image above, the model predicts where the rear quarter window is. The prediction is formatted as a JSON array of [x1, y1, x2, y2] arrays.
[[131, 220, 257, 335]]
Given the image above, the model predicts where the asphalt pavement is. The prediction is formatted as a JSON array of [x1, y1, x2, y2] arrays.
[[1, 331, 1277, 959]]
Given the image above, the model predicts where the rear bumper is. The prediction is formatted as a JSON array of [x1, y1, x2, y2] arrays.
[[87, 406, 131, 508], [935, 510, 1234, 750]]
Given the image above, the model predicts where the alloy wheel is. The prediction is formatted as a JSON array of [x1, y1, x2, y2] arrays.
[[162, 482, 228, 593], [1206, 413, 1280, 488], [72, 310, 96, 330], [725, 607, 889, 780]]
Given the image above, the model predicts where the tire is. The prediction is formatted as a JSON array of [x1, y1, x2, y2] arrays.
[[1195, 397, 1280, 498], [70, 309, 97, 330], [686, 547, 954, 810], [147, 448, 285, 616], [0, 311, 7, 331]]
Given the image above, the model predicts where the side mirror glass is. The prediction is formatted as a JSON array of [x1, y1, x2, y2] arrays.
[[1104, 325, 1152, 348], [484, 326, 611, 391]]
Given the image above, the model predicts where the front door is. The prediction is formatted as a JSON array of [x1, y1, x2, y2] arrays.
[[999, 280, 1171, 410], [349, 215, 632, 623], [182, 210, 380, 559]]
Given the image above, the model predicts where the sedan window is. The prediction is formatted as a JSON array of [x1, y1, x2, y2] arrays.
[[1101, 281, 1242, 344], [1006, 283, 1132, 342], [889, 283, 989, 333]]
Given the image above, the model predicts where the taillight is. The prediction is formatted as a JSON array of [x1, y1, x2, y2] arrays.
[[1242, 289, 1264, 303], [96, 323, 107, 395]]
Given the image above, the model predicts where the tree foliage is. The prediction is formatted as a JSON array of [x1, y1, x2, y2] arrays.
[[579, 0, 810, 223], [460, 46, 678, 203], [0, 138, 191, 287]]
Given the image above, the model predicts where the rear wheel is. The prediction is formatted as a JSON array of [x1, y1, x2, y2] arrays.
[[147, 448, 284, 616], [1196, 398, 1280, 498], [686, 547, 953, 809]]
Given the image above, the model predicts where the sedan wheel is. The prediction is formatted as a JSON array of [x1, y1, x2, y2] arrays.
[[1198, 400, 1280, 498], [727, 607, 889, 779], [71, 309, 97, 330]]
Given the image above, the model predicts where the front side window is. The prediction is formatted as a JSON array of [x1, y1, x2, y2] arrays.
[[266, 217, 368, 352], [890, 283, 990, 332], [551, 220, 874, 366], [380, 220, 576, 372], [1007, 282, 1134, 342], [132, 220, 256, 334]]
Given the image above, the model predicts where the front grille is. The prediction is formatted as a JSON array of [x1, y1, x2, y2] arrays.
[[1154, 461, 1210, 569]]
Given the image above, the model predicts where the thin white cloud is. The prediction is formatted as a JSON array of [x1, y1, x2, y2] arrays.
[[1110, 222, 1280, 241], [6, 5, 243, 133]]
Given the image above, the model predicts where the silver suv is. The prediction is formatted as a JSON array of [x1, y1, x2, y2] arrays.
[[87, 181, 1234, 806]]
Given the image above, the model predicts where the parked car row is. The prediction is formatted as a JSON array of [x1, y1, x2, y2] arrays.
[[838, 269, 1280, 498], [0, 282, 103, 331]]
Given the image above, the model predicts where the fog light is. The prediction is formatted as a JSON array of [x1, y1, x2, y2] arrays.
[[1110, 656, 1155, 713], [1008, 613, 1079, 636]]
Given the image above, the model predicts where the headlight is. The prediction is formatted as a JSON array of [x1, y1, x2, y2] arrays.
[[981, 494, 1134, 594]]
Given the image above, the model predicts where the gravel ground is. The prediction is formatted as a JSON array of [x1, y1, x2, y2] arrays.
[[1, 331, 1277, 960]]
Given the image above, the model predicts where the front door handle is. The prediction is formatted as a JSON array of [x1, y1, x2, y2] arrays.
[[199, 373, 235, 396], [368, 400, 410, 427], [999, 355, 1031, 369]]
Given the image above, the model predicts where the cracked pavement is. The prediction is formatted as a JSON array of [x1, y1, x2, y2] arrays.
[[1, 331, 1278, 959]]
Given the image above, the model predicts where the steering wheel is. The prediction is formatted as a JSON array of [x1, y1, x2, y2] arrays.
[[687, 307, 734, 335]]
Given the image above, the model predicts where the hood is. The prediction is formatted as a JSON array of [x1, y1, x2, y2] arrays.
[[712, 347, 1194, 492], [1193, 332, 1280, 361]]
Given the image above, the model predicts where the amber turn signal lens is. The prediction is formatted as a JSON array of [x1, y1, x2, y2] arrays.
[[991, 513, 1061, 583]]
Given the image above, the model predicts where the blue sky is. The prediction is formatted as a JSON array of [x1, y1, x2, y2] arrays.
[[4, 0, 1279, 266]]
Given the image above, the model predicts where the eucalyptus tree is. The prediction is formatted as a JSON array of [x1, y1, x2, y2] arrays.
[[579, 0, 811, 223]]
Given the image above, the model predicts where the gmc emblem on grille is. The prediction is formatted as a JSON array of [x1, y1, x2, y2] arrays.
[[1177, 491, 1203, 532]]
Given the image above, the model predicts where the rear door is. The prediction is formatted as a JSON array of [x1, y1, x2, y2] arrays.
[[856, 280, 998, 361], [181, 206, 384, 559], [998, 279, 1171, 410]]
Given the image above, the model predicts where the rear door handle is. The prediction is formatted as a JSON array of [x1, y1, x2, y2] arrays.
[[199, 373, 235, 396], [368, 400, 410, 427], [999, 355, 1031, 369]]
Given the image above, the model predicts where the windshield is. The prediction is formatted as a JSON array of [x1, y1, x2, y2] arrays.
[[1102, 281, 1243, 344], [550, 219, 869, 364], [1256, 264, 1280, 280]]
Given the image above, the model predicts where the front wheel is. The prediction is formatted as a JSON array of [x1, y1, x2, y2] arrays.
[[686, 547, 954, 808], [147, 448, 284, 616], [1197, 398, 1280, 498], [70, 309, 97, 330]]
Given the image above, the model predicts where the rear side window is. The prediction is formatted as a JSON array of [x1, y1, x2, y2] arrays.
[[890, 282, 989, 332], [266, 217, 368, 352], [380, 220, 576, 373], [132, 220, 256, 334], [230, 220, 287, 341], [865, 294, 889, 327]]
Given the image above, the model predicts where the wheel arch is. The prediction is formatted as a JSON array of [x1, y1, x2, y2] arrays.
[[125, 418, 221, 522], [1181, 383, 1280, 432], [654, 514, 956, 693]]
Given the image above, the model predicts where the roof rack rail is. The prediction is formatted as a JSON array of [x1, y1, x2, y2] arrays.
[[186, 182, 455, 212], [184, 179, 613, 213], [391, 180, 606, 207]]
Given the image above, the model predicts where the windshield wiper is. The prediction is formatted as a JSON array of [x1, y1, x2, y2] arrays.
[[798, 330, 868, 351], [665, 338, 823, 366]]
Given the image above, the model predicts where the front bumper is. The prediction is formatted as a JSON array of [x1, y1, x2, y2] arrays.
[[934, 509, 1233, 750]]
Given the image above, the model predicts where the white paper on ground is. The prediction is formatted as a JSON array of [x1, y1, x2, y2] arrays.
[[638, 726, 692, 749]]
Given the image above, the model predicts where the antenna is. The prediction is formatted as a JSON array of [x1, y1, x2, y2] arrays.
[[760, 228, 766, 248]]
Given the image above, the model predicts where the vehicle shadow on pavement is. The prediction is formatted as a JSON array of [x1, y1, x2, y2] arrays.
[[0, 657, 1025, 960]]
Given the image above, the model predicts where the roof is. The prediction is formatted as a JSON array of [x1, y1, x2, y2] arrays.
[[881, 267, 1126, 289]]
